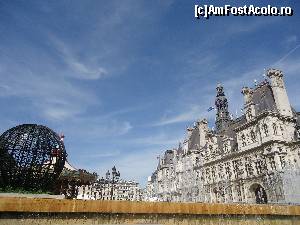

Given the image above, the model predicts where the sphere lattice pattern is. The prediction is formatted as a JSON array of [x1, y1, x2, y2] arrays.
[[0, 124, 66, 191]]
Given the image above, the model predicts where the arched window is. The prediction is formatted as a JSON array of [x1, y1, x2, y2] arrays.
[[273, 123, 278, 135], [263, 124, 269, 136]]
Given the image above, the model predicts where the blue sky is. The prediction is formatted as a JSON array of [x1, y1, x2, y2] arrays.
[[0, 0, 300, 186]]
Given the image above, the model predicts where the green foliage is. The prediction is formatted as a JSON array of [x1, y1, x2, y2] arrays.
[[0, 186, 53, 195]]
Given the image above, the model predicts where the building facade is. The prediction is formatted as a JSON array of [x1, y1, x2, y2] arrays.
[[146, 69, 300, 204], [77, 179, 142, 201]]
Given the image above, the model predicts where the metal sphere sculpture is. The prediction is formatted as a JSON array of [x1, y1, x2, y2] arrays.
[[0, 124, 67, 191]]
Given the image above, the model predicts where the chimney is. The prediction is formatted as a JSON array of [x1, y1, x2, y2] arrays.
[[196, 119, 208, 147]]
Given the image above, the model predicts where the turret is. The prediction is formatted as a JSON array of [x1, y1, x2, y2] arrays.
[[266, 69, 293, 117], [215, 84, 231, 132]]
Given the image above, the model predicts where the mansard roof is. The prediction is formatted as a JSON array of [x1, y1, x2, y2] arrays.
[[154, 75, 299, 173], [158, 149, 174, 169], [252, 81, 277, 114], [188, 127, 200, 150], [295, 111, 300, 128]]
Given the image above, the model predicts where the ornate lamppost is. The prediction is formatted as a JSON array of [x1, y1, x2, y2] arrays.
[[105, 166, 120, 200]]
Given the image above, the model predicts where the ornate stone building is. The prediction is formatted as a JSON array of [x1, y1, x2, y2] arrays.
[[77, 179, 142, 201], [146, 69, 300, 204]]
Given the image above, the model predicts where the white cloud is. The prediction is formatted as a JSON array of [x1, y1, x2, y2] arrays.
[[153, 105, 206, 126], [82, 150, 121, 159], [128, 132, 181, 147], [63, 118, 132, 140], [50, 35, 108, 80]]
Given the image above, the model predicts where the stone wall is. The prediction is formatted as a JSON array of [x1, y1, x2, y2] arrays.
[[0, 197, 300, 224]]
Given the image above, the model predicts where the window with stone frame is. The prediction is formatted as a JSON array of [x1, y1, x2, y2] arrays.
[[273, 123, 278, 135], [241, 134, 246, 147], [247, 108, 253, 120], [225, 162, 231, 179], [269, 156, 276, 170], [211, 166, 216, 182], [236, 185, 243, 202], [218, 164, 224, 180], [223, 141, 229, 153], [279, 155, 286, 169], [280, 125, 284, 133], [227, 186, 233, 201], [208, 145, 213, 154], [245, 158, 254, 176], [200, 171, 204, 181], [250, 130, 256, 142], [206, 168, 211, 181], [263, 124, 269, 136], [232, 160, 239, 179], [255, 159, 263, 174]]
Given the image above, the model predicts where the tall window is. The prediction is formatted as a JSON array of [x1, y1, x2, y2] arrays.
[[212, 167, 216, 182], [223, 142, 228, 153], [225, 163, 231, 179], [233, 160, 239, 179], [245, 162, 254, 176], [255, 160, 263, 174], [269, 157, 276, 170], [263, 124, 269, 136], [247, 108, 253, 120], [250, 130, 256, 142], [273, 123, 278, 135], [218, 164, 224, 179], [279, 156, 286, 169], [241, 134, 246, 147], [206, 168, 211, 181]]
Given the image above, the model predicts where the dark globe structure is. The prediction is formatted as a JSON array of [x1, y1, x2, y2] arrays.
[[0, 124, 67, 191]]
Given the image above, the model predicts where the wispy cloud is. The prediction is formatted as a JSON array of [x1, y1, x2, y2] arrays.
[[50, 36, 108, 80], [273, 44, 300, 67], [82, 150, 121, 159], [0, 63, 97, 121], [64, 118, 132, 140], [127, 132, 181, 146], [153, 105, 206, 126]]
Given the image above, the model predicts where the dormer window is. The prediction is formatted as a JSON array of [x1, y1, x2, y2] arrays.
[[247, 108, 253, 120], [273, 123, 278, 135], [250, 130, 256, 142], [223, 142, 228, 153], [241, 134, 246, 147], [263, 124, 269, 136]]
